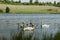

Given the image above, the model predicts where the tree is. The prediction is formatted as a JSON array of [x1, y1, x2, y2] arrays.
[[53, 1, 56, 6], [0, 0, 2, 2], [47, 2, 52, 6], [34, 0, 39, 4], [4, 0, 7, 2], [3, 0, 10, 3], [30, 0, 32, 4], [11, 0, 14, 3], [19, 0, 21, 3], [56, 2, 60, 7]]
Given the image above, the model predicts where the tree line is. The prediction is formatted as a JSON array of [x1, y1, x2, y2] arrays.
[[0, 0, 60, 7]]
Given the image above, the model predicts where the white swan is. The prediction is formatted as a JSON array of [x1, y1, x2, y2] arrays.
[[24, 27, 35, 31], [42, 24, 49, 28]]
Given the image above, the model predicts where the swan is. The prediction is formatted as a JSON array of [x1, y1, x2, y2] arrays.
[[24, 27, 35, 31], [42, 24, 49, 28]]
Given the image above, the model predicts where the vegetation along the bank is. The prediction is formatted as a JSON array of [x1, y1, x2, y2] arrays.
[[0, 0, 60, 14]]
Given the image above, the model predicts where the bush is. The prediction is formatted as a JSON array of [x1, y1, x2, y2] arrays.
[[0, 9, 3, 13], [22, 3, 30, 5], [47, 9, 53, 11], [10, 31, 33, 40], [6, 7, 10, 13], [56, 2, 60, 7]]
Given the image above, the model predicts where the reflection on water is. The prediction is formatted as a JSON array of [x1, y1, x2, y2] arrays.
[[0, 14, 60, 40]]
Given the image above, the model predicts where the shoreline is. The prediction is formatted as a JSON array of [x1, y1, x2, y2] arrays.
[[0, 4, 60, 14]]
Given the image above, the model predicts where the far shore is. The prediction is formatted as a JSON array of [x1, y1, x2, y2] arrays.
[[0, 4, 60, 14]]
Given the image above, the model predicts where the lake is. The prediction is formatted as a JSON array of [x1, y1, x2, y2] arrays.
[[0, 14, 60, 40]]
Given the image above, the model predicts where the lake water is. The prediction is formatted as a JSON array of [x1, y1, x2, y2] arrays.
[[0, 14, 60, 40]]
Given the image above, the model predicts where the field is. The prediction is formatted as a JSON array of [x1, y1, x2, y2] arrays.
[[0, 4, 60, 14]]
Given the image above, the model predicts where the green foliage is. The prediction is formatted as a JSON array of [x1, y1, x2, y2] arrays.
[[3, 0, 11, 4], [11, 0, 14, 3], [34, 0, 39, 5], [0, 0, 56, 6], [10, 31, 33, 40], [5, 7, 10, 13], [56, 2, 60, 7], [19, 0, 21, 3], [3, 0, 8, 3], [39, 2, 45, 5], [42, 32, 60, 40], [0, 0, 2, 2], [53, 1, 56, 6], [30, 0, 32, 4], [22, 3, 30, 5], [43, 35, 47, 40], [47, 9, 53, 11], [54, 32, 60, 40], [43, 34, 53, 40], [0, 9, 3, 13], [44, 2, 53, 6], [2, 36, 7, 40]]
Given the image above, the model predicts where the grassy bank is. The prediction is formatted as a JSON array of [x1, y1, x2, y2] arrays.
[[0, 4, 60, 14]]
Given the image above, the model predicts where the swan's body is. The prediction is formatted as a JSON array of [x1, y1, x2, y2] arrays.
[[24, 27, 35, 31], [42, 24, 49, 28]]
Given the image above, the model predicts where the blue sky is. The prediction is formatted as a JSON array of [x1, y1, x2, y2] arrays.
[[14, 0, 60, 3]]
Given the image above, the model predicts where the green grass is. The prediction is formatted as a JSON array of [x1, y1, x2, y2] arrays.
[[0, 4, 60, 14]]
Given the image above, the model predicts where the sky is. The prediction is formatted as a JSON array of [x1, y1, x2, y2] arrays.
[[14, 0, 60, 3]]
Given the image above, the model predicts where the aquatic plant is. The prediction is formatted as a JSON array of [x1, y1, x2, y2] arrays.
[[53, 32, 60, 40], [43, 34, 53, 40], [10, 31, 33, 40], [1, 36, 7, 40]]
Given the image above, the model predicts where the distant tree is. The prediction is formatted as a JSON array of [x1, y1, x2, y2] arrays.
[[56, 2, 60, 7], [3, 0, 10, 3], [48, 2, 52, 6], [0, 0, 2, 2], [11, 0, 14, 3], [30, 0, 32, 4], [19, 0, 21, 3], [4, 0, 7, 2], [39, 2, 44, 5], [34, 0, 39, 4], [44, 2, 52, 6], [53, 1, 56, 6], [49, 2, 52, 5]]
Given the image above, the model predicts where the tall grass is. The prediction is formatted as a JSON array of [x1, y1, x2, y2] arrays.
[[10, 31, 33, 40], [0, 31, 60, 40], [8, 31, 60, 40], [43, 34, 53, 40], [43, 32, 60, 40], [54, 32, 60, 40]]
